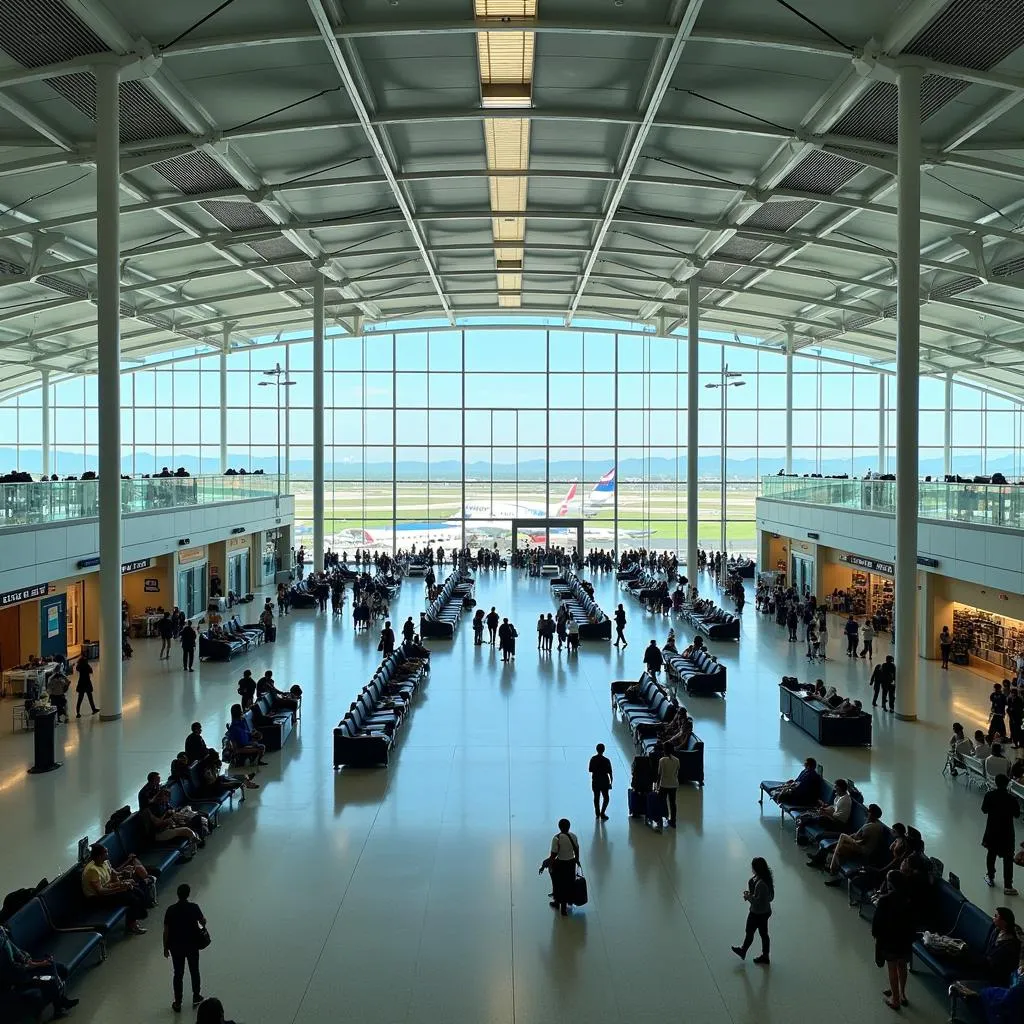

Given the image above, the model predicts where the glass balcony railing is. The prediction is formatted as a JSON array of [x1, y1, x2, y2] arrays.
[[761, 476, 1024, 530], [0, 475, 282, 529]]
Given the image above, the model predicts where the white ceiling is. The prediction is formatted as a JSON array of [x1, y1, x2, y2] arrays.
[[0, 0, 1023, 396]]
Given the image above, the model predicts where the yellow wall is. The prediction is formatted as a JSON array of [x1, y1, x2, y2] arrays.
[[122, 556, 171, 614]]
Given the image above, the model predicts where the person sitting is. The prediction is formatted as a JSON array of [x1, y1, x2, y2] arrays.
[[949, 907, 1023, 1021], [680, 636, 705, 660], [768, 757, 819, 806], [975, 730, 993, 761], [949, 963, 1024, 1024], [138, 771, 163, 811], [169, 752, 191, 783], [200, 748, 257, 797], [142, 789, 204, 853], [663, 707, 694, 750], [796, 778, 852, 839], [988, 743, 1013, 781], [837, 698, 864, 717], [0, 923, 79, 1018], [81, 844, 148, 935], [226, 704, 268, 767], [821, 803, 886, 883], [185, 722, 208, 764], [256, 671, 299, 714]]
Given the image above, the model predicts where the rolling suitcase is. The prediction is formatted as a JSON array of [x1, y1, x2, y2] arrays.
[[645, 789, 666, 824], [571, 872, 589, 907], [627, 788, 646, 817], [265, 625, 277, 643]]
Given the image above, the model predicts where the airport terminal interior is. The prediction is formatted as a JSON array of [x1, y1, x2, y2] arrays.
[[3, 1, 1024, 1022]]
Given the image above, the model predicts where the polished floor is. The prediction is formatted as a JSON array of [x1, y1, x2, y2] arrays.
[[0, 568, 1003, 1023]]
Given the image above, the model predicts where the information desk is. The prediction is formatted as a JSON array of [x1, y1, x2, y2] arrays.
[[779, 685, 872, 746]]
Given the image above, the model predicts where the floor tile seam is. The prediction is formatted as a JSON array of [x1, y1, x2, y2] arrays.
[[401, 744, 461, 1024], [287, 752, 409, 1024]]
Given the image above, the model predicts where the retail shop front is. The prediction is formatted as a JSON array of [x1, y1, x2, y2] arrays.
[[818, 549, 895, 624], [0, 557, 170, 673], [761, 533, 817, 594]]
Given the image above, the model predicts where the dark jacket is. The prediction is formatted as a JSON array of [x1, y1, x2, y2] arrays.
[[180, 625, 197, 649], [982, 789, 1020, 855]]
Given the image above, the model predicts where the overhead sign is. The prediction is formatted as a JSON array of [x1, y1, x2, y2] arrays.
[[839, 553, 894, 577], [178, 546, 206, 565], [917, 556, 940, 568], [121, 559, 151, 574], [1, 582, 50, 607]]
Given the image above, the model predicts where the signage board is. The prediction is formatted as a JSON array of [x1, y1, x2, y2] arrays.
[[0, 582, 50, 607], [121, 559, 151, 574], [839, 553, 894, 577], [144, 578, 160, 593], [178, 546, 206, 565]]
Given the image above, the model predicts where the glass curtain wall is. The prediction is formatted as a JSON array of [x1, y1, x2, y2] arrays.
[[1, 324, 1022, 554]]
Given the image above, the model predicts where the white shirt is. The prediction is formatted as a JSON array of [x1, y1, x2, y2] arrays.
[[832, 792, 852, 824], [551, 831, 579, 861], [658, 754, 680, 789], [986, 755, 1012, 778]]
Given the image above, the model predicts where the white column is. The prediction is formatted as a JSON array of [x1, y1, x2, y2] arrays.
[[40, 369, 50, 477], [312, 271, 325, 571], [720, 364, 728, 555], [284, 344, 291, 495], [784, 330, 794, 475], [878, 374, 886, 474], [218, 329, 228, 474], [943, 371, 952, 478], [95, 62, 122, 721], [894, 64, 923, 722], [686, 276, 699, 583]]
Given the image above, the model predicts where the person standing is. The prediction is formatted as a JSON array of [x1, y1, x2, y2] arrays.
[[260, 600, 275, 640], [871, 870, 914, 1008], [485, 607, 499, 646], [859, 619, 875, 659], [588, 743, 613, 820], [844, 615, 859, 657], [657, 745, 680, 829], [472, 608, 484, 646], [983, 774, 1020, 896], [157, 612, 174, 660], [643, 639, 663, 677], [379, 620, 395, 658], [402, 616, 415, 646], [731, 857, 774, 965], [543, 818, 579, 917], [163, 883, 207, 1013], [939, 626, 953, 669], [75, 653, 98, 717], [180, 620, 197, 672], [870, 655, 895, 711], [614, 604, 627, 648]]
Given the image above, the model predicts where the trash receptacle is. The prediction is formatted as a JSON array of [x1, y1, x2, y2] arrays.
[[28, 706, 62, 775]]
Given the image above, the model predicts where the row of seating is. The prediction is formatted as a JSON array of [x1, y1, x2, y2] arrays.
[[551, 572, 611, 640], [420, 570, 474, 638], [230, 692, 297, 754], [758, 769, 996, 1001], [662, 644, 727, 696], [333, 648, 430, 767], [287, 577, 322, 608], [0, 688, 300, 1021], [198, 616, 265, 660], [682, 600, 740, 640], [610, 672, 704, 784]]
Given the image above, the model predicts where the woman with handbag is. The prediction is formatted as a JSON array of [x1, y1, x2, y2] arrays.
[[543, 818, 579, 917], [163, 883, 209, 1013]]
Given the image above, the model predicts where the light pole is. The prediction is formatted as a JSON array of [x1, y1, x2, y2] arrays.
[[705, 364, 746, 564], [258, 363, 296, 511]]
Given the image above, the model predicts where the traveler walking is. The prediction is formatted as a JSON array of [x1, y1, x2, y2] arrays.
[[589, 743, 613, 820], [870, 655, 895, 711], [844, 615, 859, 656], [643, 639, 663, 676], [939, 626, 953, 669], [983, 774, 1021, 896], [541, 818, 580, 917], [75, 653, 99, 717], [158, 612, 174, 660], [731, 856, 774, 965], [180, 620, 197, 672], [163, 883, 208, 1013], [379, 620, 396, 658], [614, 604, 627, 647], [859, 619, 875, 659], [485, 607, 499, 645]]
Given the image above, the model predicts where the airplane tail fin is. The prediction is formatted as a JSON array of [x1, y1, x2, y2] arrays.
[[583, 468, 615, 517], [556, 482, 578, 517]]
